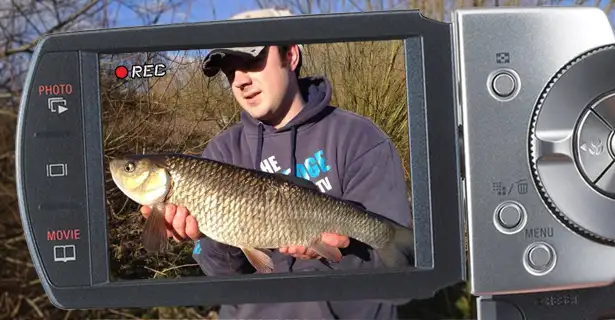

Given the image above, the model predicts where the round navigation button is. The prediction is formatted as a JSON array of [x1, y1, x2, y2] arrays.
[[529, 44, 615, 244], [493, 201, 527, 234], [575, 109, 614, 182], [591, 92, 615, 128], [523, 242, 556, 276], [492, 72, 516, 97], [595, 158, 615, 195]]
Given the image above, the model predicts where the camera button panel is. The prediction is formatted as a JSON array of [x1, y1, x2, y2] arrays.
[[23, 51, 90, 287], [523, 242, 556, 276], [493, 201, 527, 234]]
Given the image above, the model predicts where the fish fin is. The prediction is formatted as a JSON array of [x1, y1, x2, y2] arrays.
[[164, 177, 175, 201], [241, 247, 274, 274], [142, 203, 168, 253], [272, 173, 320, 192], [311, 240, 343, 263], [374, 222, 415, 269]]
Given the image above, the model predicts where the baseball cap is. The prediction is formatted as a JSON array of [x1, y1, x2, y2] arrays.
[[201, 8, 303, 77]]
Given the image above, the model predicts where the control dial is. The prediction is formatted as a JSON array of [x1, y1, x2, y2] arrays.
[[530, 44, 615, 244]]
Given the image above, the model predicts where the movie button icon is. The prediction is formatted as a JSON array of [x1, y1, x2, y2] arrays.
[[53, 244, 76, 263]]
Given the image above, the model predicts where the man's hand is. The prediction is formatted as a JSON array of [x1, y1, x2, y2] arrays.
[[140, 204, 202, 242], [279, 233, 350, 260]]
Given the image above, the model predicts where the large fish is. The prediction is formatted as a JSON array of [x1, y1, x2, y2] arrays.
[[108, 153, 414, 273]]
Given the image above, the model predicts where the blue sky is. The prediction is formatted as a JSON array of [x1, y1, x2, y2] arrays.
[[156, 0, 260, 23], [96, 0, 615, 67], [111, 0, 284, 27], [107, 0, 614, 28]]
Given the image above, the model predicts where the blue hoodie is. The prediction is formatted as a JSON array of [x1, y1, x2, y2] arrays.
[[192, 75, 413, 319]]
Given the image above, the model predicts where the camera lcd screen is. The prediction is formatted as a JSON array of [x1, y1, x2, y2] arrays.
[[17, 10, 463, 308], [99, 40, 416, 281]]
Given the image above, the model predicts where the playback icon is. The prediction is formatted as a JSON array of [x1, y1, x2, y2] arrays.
[[48, 97, 68, 114]]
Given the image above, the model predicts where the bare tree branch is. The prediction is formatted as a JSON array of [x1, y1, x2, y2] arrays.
[[0, 0, 101, 59], [0, 0, 191, 106]]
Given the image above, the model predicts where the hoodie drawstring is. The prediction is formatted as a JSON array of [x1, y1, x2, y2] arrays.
[[290, 126, 297, 177], [254, 122, 264, 170], [252, 122, 298, 179], [287, 125, 298, 269]]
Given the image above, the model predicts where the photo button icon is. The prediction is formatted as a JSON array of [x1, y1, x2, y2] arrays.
[[47, 96, 68, 114]]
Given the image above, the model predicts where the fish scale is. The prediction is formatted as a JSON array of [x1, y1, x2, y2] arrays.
[[109, 153, 415, 272], [156, 155, 393, 248]]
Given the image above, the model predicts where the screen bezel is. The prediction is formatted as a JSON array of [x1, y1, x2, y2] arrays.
[[16, 9, 466, 309]]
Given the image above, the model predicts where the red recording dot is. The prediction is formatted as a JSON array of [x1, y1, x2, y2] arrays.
[[115, 65, 128, 79]]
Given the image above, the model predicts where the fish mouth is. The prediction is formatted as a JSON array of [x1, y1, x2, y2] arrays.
[[108, 159, 125, 175], [108, 159, 130, 191]]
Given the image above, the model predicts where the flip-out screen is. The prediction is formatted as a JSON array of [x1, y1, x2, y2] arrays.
[[16, 10, 464, 309]]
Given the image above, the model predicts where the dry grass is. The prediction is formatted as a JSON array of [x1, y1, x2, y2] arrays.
[[0, 39, 475, 319]]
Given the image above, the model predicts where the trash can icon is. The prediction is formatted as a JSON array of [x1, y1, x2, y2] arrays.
[[517, 180, 528, 194]]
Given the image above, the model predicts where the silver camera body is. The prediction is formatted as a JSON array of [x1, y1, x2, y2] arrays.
[[457, 6, 615, 318]]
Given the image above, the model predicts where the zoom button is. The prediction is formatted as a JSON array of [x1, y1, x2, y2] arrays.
[[575, 110, 614, 182]]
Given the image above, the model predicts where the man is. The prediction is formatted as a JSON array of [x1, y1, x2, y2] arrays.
[[141, 8, 414, 319]]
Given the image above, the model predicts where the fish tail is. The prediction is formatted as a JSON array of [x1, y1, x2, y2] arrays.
[[374, 222, 415, 269], [142, 203, 168, 253]]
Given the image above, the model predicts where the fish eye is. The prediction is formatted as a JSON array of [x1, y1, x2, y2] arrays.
[[124, 162, 135, 172]]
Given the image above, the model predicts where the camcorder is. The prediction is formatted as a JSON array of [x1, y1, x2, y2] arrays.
[[14, 5, 615, 320]]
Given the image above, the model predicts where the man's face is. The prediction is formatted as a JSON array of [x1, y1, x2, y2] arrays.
[[220, 46, 297, 122]]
